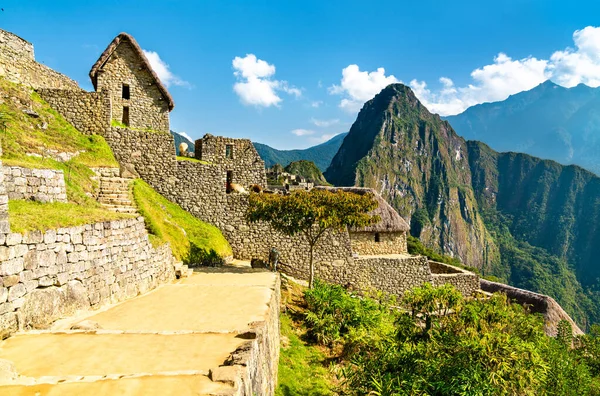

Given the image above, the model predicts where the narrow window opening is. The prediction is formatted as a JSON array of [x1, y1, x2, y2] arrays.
[[122, 84, 130, 100], [375, 233, 381, 243], [226, 170, 233, 193], [122, 106, 130, 127], [225, 144, 234, 159]]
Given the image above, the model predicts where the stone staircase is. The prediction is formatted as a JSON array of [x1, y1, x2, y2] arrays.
[[92, 168, 137, 214], [174, 261, 193, 278]]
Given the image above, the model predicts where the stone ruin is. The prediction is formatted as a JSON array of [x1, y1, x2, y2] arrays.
[[0, 28, 480, 300]]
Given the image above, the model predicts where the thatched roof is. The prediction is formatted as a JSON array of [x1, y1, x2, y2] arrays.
[[89, 33, 175, 111], [480, 279, 584, 337], [315, 186, 410, 232]]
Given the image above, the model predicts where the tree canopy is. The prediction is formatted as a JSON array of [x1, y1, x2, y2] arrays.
[[247, 189, 379, 287]]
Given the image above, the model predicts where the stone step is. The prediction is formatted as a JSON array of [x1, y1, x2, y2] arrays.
[[103, 205, 138, 214]]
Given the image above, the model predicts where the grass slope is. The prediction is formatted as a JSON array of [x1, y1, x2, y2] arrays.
[[132, 179, 232, 264], [9, 201, 134, 233], [276, 278, 336, 395]]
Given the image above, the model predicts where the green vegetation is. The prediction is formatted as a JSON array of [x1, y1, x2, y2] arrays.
[[277, 315, 334, 396], [0, 77, 132, 229], [294, 280, 600, 395], [247, 189, 378, 288], [132, 179, 232, 265], [8, 201, 134, 233], [284, 160, 330, 186]]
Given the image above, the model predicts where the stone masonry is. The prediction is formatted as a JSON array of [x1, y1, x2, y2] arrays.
[[0, 217, 175, 338], [0, 30, 79, 90], [3, 166, 67, 203], [349, 231, 408, 255]]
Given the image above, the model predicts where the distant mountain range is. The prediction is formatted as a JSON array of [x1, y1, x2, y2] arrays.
[[325, 83, 600, 329], [445, 81, 600, 175], [254, 133, 348, 171]]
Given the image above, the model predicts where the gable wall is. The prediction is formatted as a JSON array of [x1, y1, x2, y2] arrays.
[[96, 41, 170, 132]]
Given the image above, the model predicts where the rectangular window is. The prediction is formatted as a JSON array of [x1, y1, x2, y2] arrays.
[[122, 84, 130, 100], [226, 170, 233, 193], [375, 233, 381, 243], [225, 144, 234, 159], [122, 106, 130, 127]]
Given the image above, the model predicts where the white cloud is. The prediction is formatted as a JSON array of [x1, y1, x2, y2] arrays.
[[232, 54, 301, 107], [329, 26, 600, 116], [309, 133, 340, 144], [549, 26, 600, 87], [178, 131, 194, 142], [310, 118, 340, 127], [143, 50, 189, 88], [329, 65, 400, 112], [291, 129, 315, 136], [310, 101, 323, 108], [408, 26, 600, 116]]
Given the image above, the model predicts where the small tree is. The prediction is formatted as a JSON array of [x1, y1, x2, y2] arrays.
[[247, 189, 379, 288]]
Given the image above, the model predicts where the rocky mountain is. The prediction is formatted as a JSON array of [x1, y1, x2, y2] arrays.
[[284, 160, 329, 185], [254, 132, 348, 171], [445, 81, 600, 175], [325, 83, 600, 328]]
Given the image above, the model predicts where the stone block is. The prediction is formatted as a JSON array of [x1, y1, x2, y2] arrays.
[[7, 284, 26, 302], [23, 230, 43, 244], [5, 233, 22, 246], [0, 258, 23, 277], [2, 275, 19, 287]]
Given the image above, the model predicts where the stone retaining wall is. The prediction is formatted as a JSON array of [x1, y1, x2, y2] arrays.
[[0, 217, 176, 338], [213, 274, 281, 395], [0, 29, 79, 90], [37, 89, 109, 136], [430, 261, 479, 297], [3, 166, 67, 203]]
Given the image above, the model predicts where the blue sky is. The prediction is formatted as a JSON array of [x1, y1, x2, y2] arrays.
[[2, 0, 600, 149]]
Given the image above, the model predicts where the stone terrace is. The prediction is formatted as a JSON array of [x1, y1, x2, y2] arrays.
[[0, 263, 280, 396]]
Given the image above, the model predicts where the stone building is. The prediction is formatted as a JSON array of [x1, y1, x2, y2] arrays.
[[195, 134, 266, 192], [89, 33, 174, 132], [316, 187, 409, 256]]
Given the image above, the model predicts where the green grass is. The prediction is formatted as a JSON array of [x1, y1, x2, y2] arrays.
[[276, 314, 335, 396], [176, 156, 209, 164], [8, 201, 134, 233], [132, 179, 232, 264], [0, 77, 120, 209]]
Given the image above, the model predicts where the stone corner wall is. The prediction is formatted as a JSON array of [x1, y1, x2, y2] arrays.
[[3, 166, 67, 203], [430, 261, 479, 297], [37, 89, 109, 136], [216, 274, 280, 395], [0, 29, 79, 90], [0, 217, 176, 339]]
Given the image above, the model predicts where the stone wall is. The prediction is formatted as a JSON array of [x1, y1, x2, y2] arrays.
[[0, 217, 176, 338], [429, 261, 479, 297], [37, 89, 109, 136], [96, 41, 170, 132], [3, 166, 67, 203], [214, 275, 281, 395], [0, 29, 79, 90], [349, 231, 407, 255], [195, 135, 267, 189]]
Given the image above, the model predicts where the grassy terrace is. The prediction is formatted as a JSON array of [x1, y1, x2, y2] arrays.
[[132, 179, 232, 264], [9, 201, 134, 233], [1, 77, 232, 266]]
